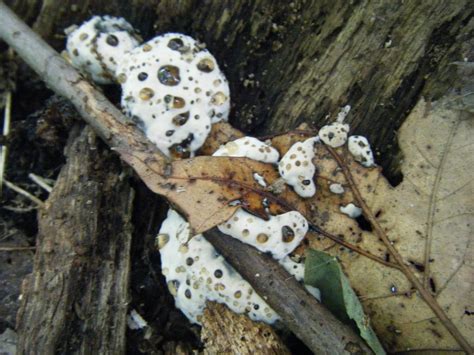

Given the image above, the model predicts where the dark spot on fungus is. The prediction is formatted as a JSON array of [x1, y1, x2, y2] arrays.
[[197, 58, 215, 72], [185, 289, 192, 299], [302, 179, 311, 186], [281, 226, 295, 243], [166, 130, 175, 137], [186, 257, 194, 266], [139, 87, 154, 101], [158, 65, 181, 86], [168, 38, 185, 51], [172, 111, 190, 126], [106, 34, 119, 47], [138, 72, 148, 81], [214, 269, 223, 278]]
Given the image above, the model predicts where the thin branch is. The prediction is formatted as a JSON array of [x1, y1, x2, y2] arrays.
[[0, 246, 35, 251], [204, 228, 371, 354], [309, 223, 400, 269], [0, 90, 12, 196], [326, 145, 473, 354], [28, 173, 53, 193], [4, 179, 44, 207], [0, 3, 369, 353]]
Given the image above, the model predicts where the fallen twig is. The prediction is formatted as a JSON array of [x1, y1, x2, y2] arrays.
[[204, 229, 371, 353], [0, 245, 35, 251], [28, 173, 53, 193], [4, 179, 44, 207], [0, 89, 12, 196], [0, 3, 370, 353]]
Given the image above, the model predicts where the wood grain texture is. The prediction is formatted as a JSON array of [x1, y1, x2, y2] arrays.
[[202, 302, 290, 355], [16, 125, 134, 354]]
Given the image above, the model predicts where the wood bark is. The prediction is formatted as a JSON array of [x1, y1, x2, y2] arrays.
[[16, 125, 134, 354]]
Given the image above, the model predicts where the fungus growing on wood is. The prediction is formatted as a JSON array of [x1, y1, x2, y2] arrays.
[[348, 135, 375, 167], [158, 209, 279, 324], [65, 16, 140, 84], [217, 209, 308, 260], [116, 33, 230, 158], [213, 136, 279, 163], [278, 137, 318, 198]]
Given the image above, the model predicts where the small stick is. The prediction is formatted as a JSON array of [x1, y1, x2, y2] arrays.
[[28, 173, 53, 193], [204, 228, 372, 354], [0, 90, 12, 196], [4, 179, 44, 207], [0, 246, 35, 251]]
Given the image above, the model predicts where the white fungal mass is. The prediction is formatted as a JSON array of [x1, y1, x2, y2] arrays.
[[217, 209, 308, 260], [65, 16, 140, 84], [158, 209, 279, 324], [318, 122, 349, 148], [65, 17, 319, 326], [340, 203, 362, 218], [329, 183, 345, 194], [278, 137, 318, 198], [116, 33, 230, 158], [348, 135, 375, 167], [213, 136, 279, 163]]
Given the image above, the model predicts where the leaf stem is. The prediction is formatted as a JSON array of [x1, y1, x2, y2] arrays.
[[327, 146, 473, 353], [309, 224, 400, 270]]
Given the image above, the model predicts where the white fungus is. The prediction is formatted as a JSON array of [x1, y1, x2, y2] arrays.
[[127, 309, 148, 330], [253, 173, 267, 187], [336, 105, 351, 123], [116, 33, 230, 158], [318, 122, 350, 148], [65, 16, 140, 84], [158, 209, 279, 324], [217, 208, 308, 260], [348, 135, 375, 167], [213, 137, 279, 163], [340, 203, 362, 218], [278, 137, 318, 198], [329, 183, 345, 194]]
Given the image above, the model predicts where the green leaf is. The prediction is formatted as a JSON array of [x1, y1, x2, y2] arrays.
[[304, 249, 386, 355]]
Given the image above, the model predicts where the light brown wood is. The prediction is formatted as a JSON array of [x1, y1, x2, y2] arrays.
[[202, 302, 290, 355]]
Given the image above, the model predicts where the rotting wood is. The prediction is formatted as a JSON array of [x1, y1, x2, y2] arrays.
[[6, 0, 472, 182], [202, 302, 291, 355], [0, 3, 371, 353], [16, 125, 134, 354]]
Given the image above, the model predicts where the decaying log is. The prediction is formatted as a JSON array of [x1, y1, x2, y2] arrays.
[[0, 3, 371, 353], [6, 0, 472, 181], [16, 125, 134, 354], [202, 302, 290, 355]]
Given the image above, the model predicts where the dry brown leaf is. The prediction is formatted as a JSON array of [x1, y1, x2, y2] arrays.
[[120, 150, 305, 234], [198, 122, 245, 156], [293, 98, 473, 352]]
